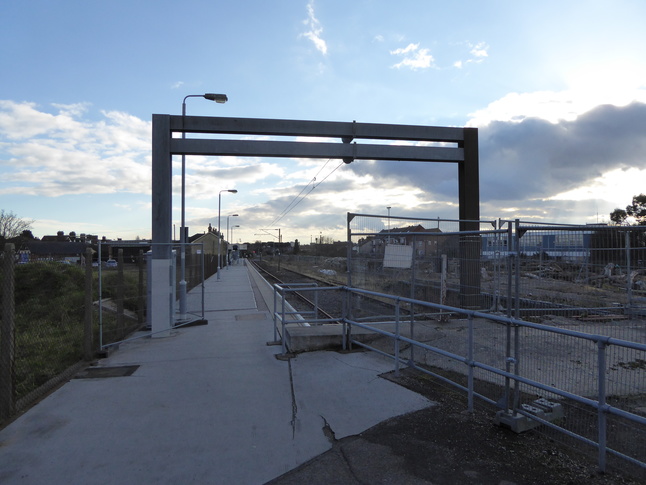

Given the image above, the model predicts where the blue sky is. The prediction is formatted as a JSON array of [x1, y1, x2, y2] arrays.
[[2, 0, 646, 244]]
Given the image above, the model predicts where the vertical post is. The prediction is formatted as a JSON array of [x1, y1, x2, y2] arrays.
[[625, 230, 633, 317], [467, 314, 474, 413], [514, 219, 521, 319], [346, 213, 354, 287], [138, 249, 145, 324], [458, 127, 481, 308], [597, 341, 608, 472], [117, 249, 125, 340], [394, 299, 401, 377], [151, 114, 173, 337], [98, 241, 104, 349], [440, 254, 448, 322], [281, 289, 287, 355], [83, 247, 93, 360], [506, 223, 513, 319], [1, 244, 16, 421], [273, 285, 278, 343]]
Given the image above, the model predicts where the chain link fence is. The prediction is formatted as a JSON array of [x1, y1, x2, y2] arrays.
[[1, 243, 92, 423], [347, 215, 646, 333], [1, 238, 218, 425]]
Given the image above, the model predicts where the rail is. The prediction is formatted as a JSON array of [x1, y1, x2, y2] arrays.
[[271, 282, 646, 475]]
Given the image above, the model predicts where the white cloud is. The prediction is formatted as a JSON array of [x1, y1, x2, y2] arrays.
[[390, 43, 434, 70], [0, 100, 152, 197], [468, 61, 646, 127], [452, 41, 489, 69], [390, 43, 420, 56], [301, 1, 327, 55], [469, 41, 488, 59]]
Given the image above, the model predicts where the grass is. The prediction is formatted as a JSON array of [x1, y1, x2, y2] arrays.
[[3, 263, 86, 400], [1, 262, 145, 401]]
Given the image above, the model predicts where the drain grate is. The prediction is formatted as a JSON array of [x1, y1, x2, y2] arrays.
[[75, 365, 139, 379]]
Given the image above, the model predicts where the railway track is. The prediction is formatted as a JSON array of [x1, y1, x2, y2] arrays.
[[248, 259, 340, 323], [249, 258, 416, 323]]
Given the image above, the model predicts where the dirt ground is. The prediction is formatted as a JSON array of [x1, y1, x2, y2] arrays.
[[269, 365, 643, 485], [378, 367, 643, 485]]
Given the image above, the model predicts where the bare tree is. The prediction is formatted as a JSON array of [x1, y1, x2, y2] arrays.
[[0, 210, 34, 239]]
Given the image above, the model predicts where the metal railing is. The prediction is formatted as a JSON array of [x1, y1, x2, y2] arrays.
[[97, 241, 207, 349], [271, 282, 646, 475]]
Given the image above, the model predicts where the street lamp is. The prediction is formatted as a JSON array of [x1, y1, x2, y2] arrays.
[[231, 225, 240, 244], [226, 215, 239, 269], [178, 93, 228, 320], [226, 214, 239, 242], [387, 206, 392, 244], [217, 189, 238, 280]]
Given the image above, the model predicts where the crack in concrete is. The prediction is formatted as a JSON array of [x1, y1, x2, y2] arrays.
[[287, 358, 298, 439], [320, 415, 336, 443]]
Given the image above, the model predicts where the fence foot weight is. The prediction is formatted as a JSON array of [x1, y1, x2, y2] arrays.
[[275, 353, 295, 361], [96, 345, 119, 359], [174, 319, 208, 328]]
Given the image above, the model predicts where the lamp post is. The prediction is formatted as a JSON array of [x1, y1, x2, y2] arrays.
[[178, 93, 227, 320], [226, 214, 239, 242], [231, 225, 240, 244], [387, 206, 392, 244], [226, 216, 239, 269], [217, 189, 238, 280]]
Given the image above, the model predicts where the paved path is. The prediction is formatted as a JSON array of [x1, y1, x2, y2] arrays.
[[0, 263, 430, 484]]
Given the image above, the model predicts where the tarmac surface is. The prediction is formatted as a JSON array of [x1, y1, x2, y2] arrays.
[[0, 262, 433, 484]]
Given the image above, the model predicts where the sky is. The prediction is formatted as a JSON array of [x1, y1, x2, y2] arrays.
[[1, 0, 646, 244]]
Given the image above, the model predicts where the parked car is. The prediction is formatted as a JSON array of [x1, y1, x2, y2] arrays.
[[105, 259, 117, 268]]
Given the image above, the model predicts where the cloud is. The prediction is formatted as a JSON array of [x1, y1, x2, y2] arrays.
[[301, 0, 327, 55], [390, 43, 434, 70], [452, 41, 489, 69], [0, 100, 151, 197], [477, 102, 646, 203], [469, 41, 488, 60], [338, 101, 646, 225]]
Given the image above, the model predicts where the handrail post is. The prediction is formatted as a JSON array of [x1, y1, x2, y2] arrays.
[[597, 340, 608, 472], [273, 285, 278, 343], [467, 314, 474, 412], [281, 289, 287, 354], [394, 299, 401, 377]]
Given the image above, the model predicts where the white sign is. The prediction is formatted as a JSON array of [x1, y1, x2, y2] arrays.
[[383, 244, 413, 269]]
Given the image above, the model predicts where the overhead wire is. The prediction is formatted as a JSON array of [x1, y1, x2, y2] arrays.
[[268, 159, 345, 227]]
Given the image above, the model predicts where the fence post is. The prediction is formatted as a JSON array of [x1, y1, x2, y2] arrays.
[[83, 247, 93, 360], [597, 340, 608, 472], [138, 250, 145, 324], [625, 231, 633, 317], [1, 243, 16, 421], [117, 249, 124, 339]]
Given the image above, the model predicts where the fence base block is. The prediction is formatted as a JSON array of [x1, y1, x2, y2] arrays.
[[494, 399, 564, 434]]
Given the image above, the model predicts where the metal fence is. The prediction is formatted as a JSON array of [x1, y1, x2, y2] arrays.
[[0, 239, 216, 425], [270, 282, 646, 476], [348, 215, 646, 340], [1, 243, 93, 423], [97, 241, 210, 349], [348, 213, 498, 310]]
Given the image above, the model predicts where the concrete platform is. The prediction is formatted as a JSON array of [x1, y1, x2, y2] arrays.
[[0, 262, 431, 484]]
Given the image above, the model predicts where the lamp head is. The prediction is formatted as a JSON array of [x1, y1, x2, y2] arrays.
[[204, 93, 228, 103], [228, 189, 238, 194]]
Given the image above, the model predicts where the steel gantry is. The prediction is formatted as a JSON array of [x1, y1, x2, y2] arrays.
[[151, 115, 480, 334]]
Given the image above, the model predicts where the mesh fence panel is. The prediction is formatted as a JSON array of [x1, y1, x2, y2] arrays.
[[1, 250, 86, 416]]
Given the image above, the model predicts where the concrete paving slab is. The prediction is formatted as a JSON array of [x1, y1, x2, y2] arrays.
[[0, 264, 431, 484]]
